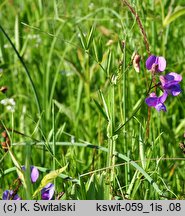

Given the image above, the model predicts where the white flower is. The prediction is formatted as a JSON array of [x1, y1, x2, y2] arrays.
[[0, 98, 16, 113], [88, 3, 94, 10], [9, 98, 15, 106], [6, 105, 15, 112], [4, 44, 10, 49], [27, 34, 42, 47], [0, 99, 8, 105]]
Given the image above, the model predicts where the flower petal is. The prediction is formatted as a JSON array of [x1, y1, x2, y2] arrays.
[[146, 55, 156, 70], [159, 91, 168, 103], [31, 166, 39, 183], [155, 103, 167, 112], [168, 72, 182, 82], [171, 84, 181, 96], [22, 165, 39, 183], [166, 84, 181, 96], [145, 93, 158, 107], [145, 92, 167, 112], [160, 72, 182, 96], [160, 73, 182, 87], [156, 56, 166, 72], [41, 183, 55, 200], [2, 190, 11, 200]]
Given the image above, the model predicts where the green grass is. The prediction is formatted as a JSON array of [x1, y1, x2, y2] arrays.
[[0, 0, 185, 200]]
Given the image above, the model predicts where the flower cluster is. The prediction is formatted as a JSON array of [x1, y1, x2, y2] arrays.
[[2, 190, 21, 200], [2, 166, 54, 200], [145, 55, 182, 111], [0, 98, 16, 112]]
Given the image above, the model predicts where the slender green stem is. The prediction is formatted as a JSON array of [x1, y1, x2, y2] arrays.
[[110, 83, 116, 185], [11, 112, 14, 145], [123, 0, 151, 55], [52, 100, 56, 186], [122, 37, 128, 191], [160, 0, 165, 56], [25, 142, 32, 200], [106, 82, 116, 198], [151, 0, 156, 53], [126, 170, 138, 198], [139, 123, 146, 169], [84, 51, 92, 138]]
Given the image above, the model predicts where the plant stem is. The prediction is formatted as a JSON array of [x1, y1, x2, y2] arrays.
[[122, 0, 151, 56], [52, 100, 56, 187], [122, 37, 129, 190], [25, 142, 32, 200], [84, 51, 92, 139]]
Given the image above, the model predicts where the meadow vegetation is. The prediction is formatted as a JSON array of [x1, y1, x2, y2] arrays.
[[0, 0, 185, 200]]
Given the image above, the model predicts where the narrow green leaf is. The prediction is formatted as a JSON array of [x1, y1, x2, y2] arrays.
[[87, 24, 96, 49], [96, 172, 106, 199], [99, 90, 110, 121], [175, 119, 185, 135], [79, 178, 87, 199], [163, 7, 185, 26], [97, 38, 103, 62], [86, 174, 97, 199], [93, 99, 109, 121], [54, 0, 59, 19], [8, 150, 26, 188], [38, 0, 43, 15], [15, 15, 20, 51], [33, 164, 68, 198], [106, 50, 112, 77], [78, 27, 87, 50], [93, 38, 103, 63], [76, 79, 83, 114], [54, 100, 75, 121], [12, 141, 163, 196]]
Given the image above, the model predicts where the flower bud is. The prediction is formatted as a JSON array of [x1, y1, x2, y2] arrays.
[[132, 52, 141, 73], [0, 86, 8, 94]]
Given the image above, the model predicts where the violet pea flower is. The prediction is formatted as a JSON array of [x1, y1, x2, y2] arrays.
[[146, 55, 166, 72], [160, 72, 182, 96], [145, 91, 168, 112], [22, 166, 39, 183], [41, 183, 55, 200], [2, 190, 21, 200]]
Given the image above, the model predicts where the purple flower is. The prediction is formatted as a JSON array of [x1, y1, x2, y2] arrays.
[[160, 72, 182, 96], [2, 190, 21, 200], [146, 55, 166, 72], [22, 166, 39, 183], [145, 91, 168, 112], [41, 183, 55, 200], [30, 166, 39, 183]]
